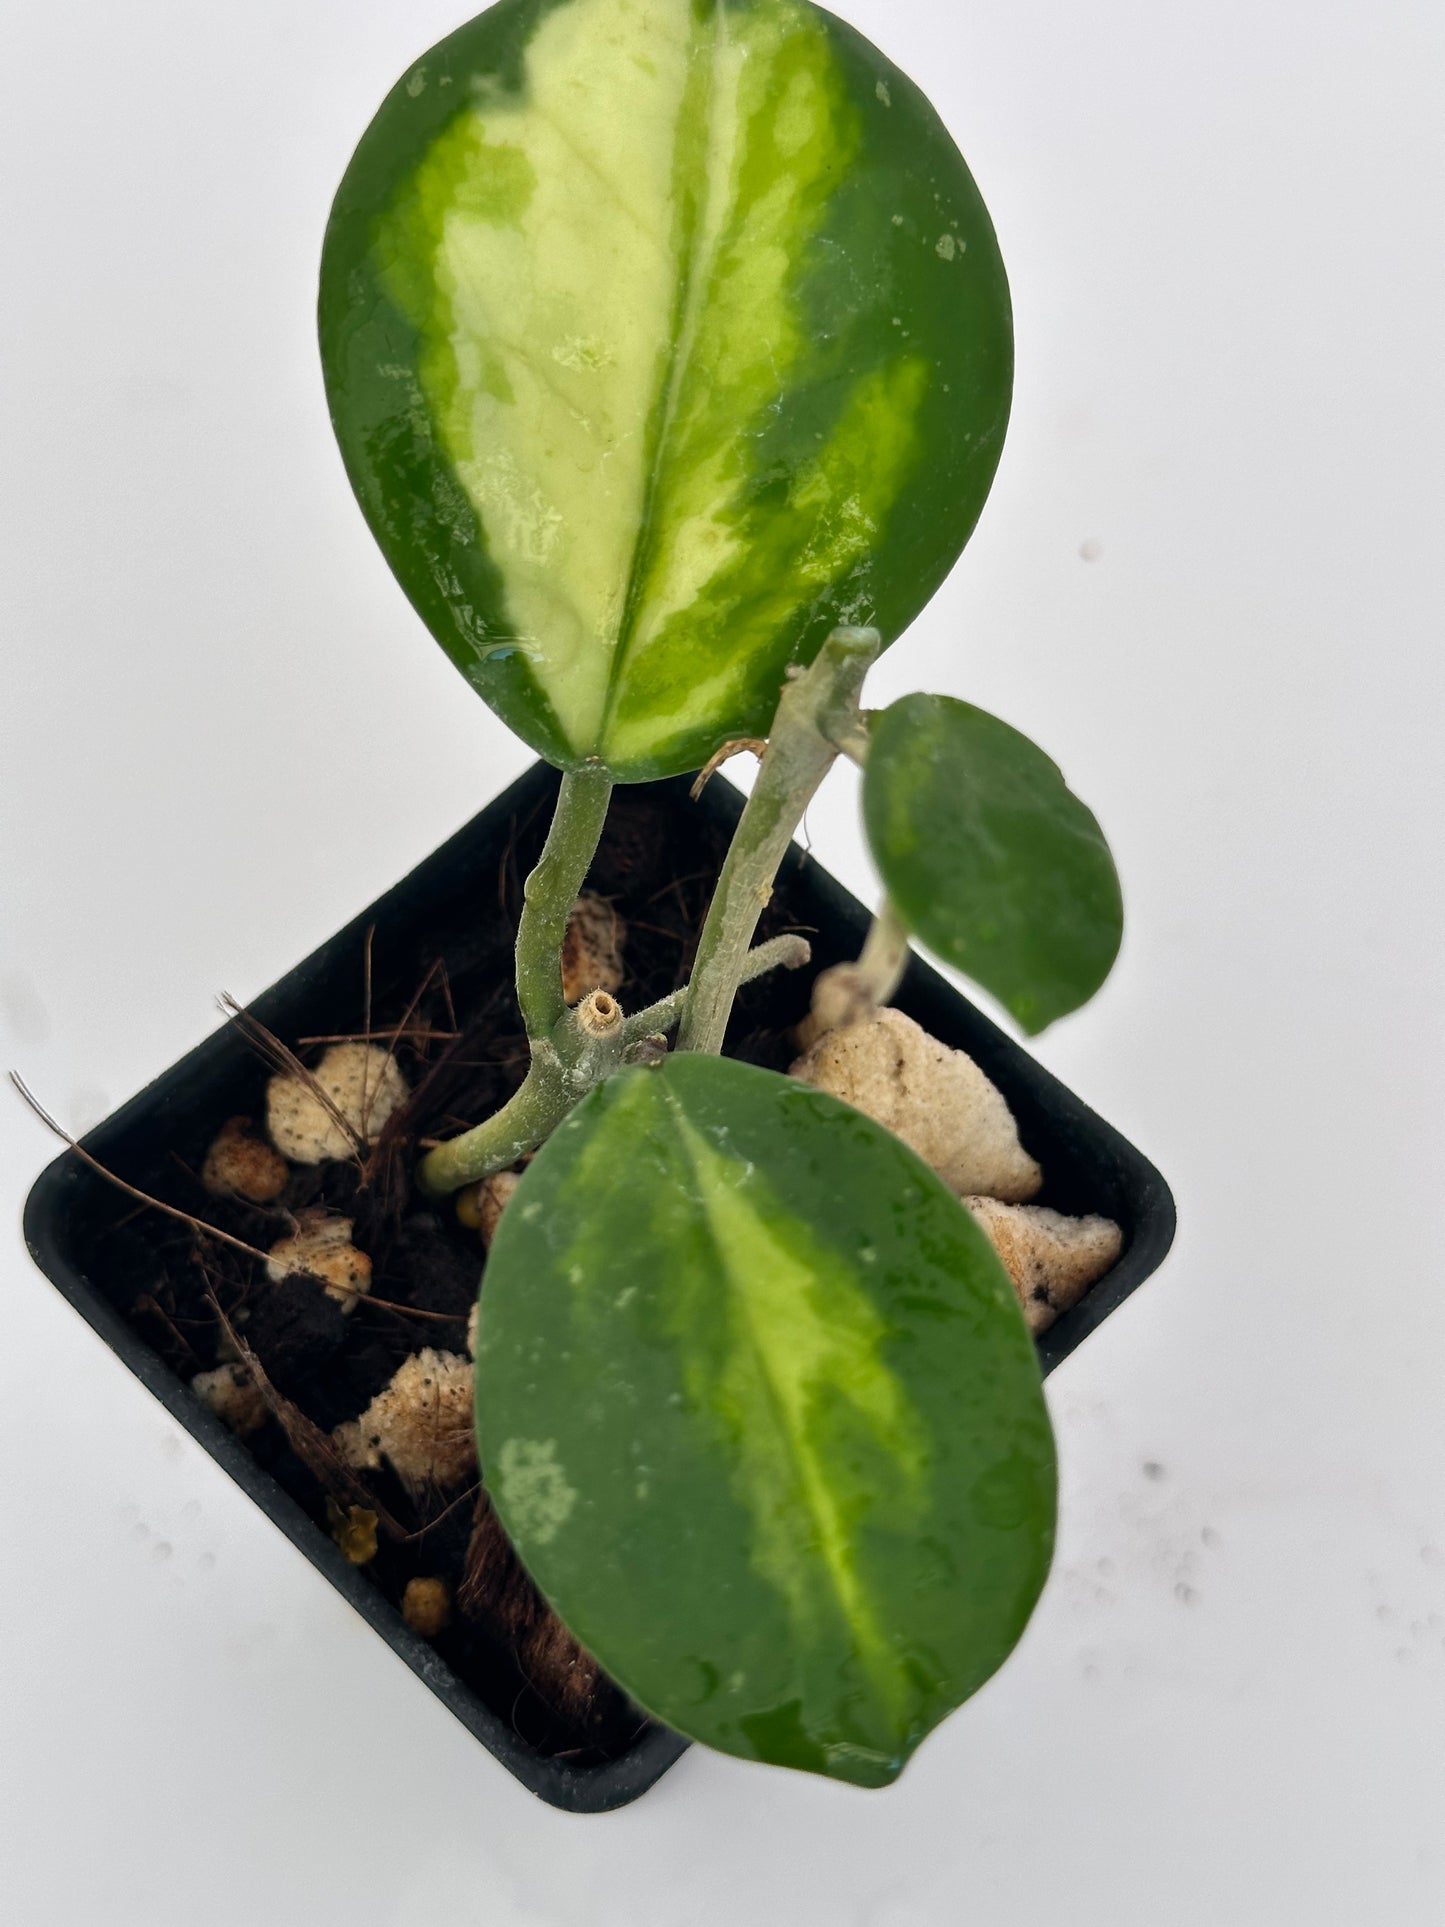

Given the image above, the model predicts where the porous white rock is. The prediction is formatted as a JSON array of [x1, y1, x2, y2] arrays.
[[201, 1116, 289, 1203], [192, 1361, 268, 1438], [561, 892, 626, 1004], [477, 1169, 521, 1247], [333, 1349, 476, 1497], [456, 1167, 521, 1249], [964, 1197, 1123, 1334], [266, 1042, 408, 1165], [266, 1214, 373, 1311], [790, 1007, 1042, 1202]]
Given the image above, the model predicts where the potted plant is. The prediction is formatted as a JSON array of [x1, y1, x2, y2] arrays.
[[23, 0, 1173, 1810]]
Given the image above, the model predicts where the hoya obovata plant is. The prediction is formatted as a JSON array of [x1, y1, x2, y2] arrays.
[[320, 0, 1123, 1788]]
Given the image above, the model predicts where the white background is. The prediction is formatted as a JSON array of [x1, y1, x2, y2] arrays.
[[2, 2, 1442, 1921]]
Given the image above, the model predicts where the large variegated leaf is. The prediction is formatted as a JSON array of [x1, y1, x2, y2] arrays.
[[475, 1054, 1055, 1786], [320, 0, 1012, 780], [863, 693, 1124, 1032]]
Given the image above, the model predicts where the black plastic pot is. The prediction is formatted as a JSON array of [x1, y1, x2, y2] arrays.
[[23, 761, 1175, 1812]]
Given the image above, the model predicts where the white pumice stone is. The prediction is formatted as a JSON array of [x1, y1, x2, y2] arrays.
[[333, 1349, 476, 1497], [963, 1197, 1124, 1334], [790, 1006, 1043, 1202], [477, 1169, 521, 1248], [561, 892, 626, 1003], [201, 1116, 289, 1203], [456, 1168, 522, 1247], [266, 1042, 408, 1164], [191, 1362, 268, 1438], [266, 1214, 373, 1311]]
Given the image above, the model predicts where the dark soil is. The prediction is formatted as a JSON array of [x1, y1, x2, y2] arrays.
[[81, 779, 826, 1765]]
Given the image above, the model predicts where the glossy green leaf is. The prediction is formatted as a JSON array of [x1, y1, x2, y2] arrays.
[[863, 693, 1123, 1033], [320, 0, 1012, 781], [475, 1053, 1055, 1786]]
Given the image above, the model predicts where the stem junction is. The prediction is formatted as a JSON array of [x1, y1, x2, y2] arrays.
[[416, 627, 878, 1196], [677, 627, 880, 1055]]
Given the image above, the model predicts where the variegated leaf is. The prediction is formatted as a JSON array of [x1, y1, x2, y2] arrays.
[[320, 0, 1012, 779], [475, 1054, 1055, 1786]]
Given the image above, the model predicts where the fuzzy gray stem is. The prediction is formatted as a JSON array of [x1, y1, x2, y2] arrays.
[[416, 932, 814, 1195], [415, 997, 632, 1195], [677, 628, 880, 1055], [415, 1048, 571, 1196], [827, 712, 875, 767], [854, 900, 911, 1007], [515, 766, 614, 1042], [624, 933, 812, 1045]]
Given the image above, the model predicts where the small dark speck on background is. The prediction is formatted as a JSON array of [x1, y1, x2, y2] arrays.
[[1079, 537, 1104, 562], [1142, 1460, 1165, 1481]]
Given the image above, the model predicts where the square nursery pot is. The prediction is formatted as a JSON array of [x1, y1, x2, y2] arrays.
[[24, 761, 1176, 1813]]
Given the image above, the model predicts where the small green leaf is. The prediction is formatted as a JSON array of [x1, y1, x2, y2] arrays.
[[320, 0, 1012, 781], [475, 1054, 1055, 1787], [863, 694, 1123, 1033]]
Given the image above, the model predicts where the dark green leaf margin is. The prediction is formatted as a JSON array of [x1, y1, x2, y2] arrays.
[[475, 1053, 1056, 1786], [863, 693, 1123, 1032]]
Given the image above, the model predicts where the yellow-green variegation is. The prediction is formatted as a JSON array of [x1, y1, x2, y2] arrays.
[[320, 0, 1012, 780], [475, 1054, 1055, 1786]]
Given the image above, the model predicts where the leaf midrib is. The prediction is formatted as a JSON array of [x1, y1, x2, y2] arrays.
[[596, 6, 735, 746], [671, 1104, 904, 1713]]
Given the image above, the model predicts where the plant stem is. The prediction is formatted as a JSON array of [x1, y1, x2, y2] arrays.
[[794, 900, 913, 1050], [624, 934, 812, 1045], [514, 765, 614, 1042], [854, 899, 911, 1007], [416, 1051, 572, 1196], [827, 711, 875, 767], [418, 634, 874, 1194], [677, 627, 880, 1055], [416, 937, 812, 1195]]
